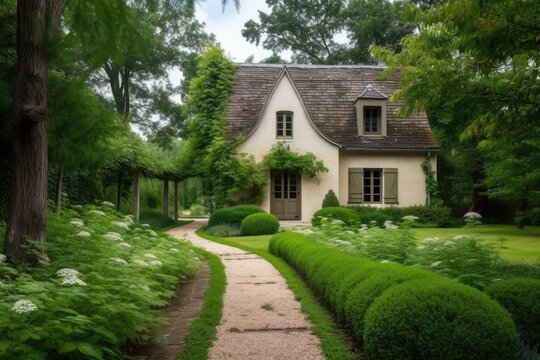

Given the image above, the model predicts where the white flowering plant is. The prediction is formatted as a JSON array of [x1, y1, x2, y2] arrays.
[[0, 203, 199, 359]]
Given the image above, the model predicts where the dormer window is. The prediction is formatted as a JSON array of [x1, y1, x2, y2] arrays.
[[364, 106, 381, 134], [354, 84, 388, 137], [276, 111, 293, 138]]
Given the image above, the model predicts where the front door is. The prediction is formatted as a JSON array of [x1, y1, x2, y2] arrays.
[[270, 170, 301, 220]]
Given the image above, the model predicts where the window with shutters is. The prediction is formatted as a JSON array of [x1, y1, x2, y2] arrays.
[[276, 111, 293, 138], [363, 169, 382, 203]]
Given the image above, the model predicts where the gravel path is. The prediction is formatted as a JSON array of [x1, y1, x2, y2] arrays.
[[168, 221, 324, 360]]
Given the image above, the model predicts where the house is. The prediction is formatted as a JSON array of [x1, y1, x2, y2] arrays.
[[226, 64, 439, 222]]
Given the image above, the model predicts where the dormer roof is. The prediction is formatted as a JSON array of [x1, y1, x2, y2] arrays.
[[354, 84, 388, 102]]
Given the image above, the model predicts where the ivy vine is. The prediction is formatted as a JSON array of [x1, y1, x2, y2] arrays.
[[263, 142, 328, 183], [422, 158, 439, 202]]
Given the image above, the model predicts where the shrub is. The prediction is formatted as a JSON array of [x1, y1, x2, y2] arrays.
[[206, 224, 240, 237], [240, 213, 279, 236], [139, 210, 175, 230], [189, 204, 206, 217], [208, 205, 264, 227], [363, 279, 519, 360], [311, 207, 358, 227], [322, 190, 340, 208], [269, 232, 519, 358], [354, 206, 388, 227], [485, 278, 540, 346]]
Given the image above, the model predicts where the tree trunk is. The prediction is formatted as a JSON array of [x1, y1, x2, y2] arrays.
[[116, 171, 122, 212], [132, 169, 140, 222], [163, 178, 169, 218], [174, 180, 179, 221], [516, 199, 527, 230], [55, 167, 63, 211], [4, 0, 65, 265]]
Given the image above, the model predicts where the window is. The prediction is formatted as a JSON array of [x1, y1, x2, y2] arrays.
[[276, 112, 293, 137], [364, 106, 381, 134], [363, 169, 382, 203]]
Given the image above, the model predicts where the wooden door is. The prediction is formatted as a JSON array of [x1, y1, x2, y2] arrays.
[[270, 170, 301, 220]]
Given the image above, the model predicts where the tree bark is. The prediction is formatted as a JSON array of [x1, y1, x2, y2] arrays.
[[4, 0, 65, 265], [116, 171, 122, 212], [132, 169, 140, 222], [174, 180, 179, 221], [163, 178, 169, 218], [55, 167, 63, 211]]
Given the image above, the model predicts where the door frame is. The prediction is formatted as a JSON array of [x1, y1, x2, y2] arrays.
[[270, 170, 302, 220]]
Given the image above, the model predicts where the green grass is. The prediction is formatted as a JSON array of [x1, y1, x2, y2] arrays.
[[411, 225, 540, 263], [176, 250, 225, 360], [196, 228, 357, 360]]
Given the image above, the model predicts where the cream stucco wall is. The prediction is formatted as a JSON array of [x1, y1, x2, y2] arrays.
[[237, 73, 340, 222], [338, 151, 437, 208]]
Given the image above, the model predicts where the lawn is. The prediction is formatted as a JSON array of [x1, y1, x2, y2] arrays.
[[411, 225, 540, 263], [226, 235, 273, 250]]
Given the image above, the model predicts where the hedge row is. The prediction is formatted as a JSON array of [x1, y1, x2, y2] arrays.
[[208, 205, 264, 227], [269, 232, 519, 360]]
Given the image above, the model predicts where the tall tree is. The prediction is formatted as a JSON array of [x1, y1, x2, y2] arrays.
[[372, 0, 540, 224]]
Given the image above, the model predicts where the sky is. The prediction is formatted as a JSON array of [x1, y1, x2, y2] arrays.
[[195, 0, 274, 63]]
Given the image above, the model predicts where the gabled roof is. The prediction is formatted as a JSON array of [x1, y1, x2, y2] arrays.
[[226, 64, 439, 151], [355, 84, 388, 101]]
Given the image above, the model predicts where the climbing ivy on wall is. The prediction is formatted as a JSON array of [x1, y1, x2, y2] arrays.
[[263, 142, 328, 183], [422, 158, 439, 204]]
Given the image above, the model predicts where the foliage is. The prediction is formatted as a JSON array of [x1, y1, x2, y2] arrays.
[[176, 251, 225, 360], [206, 224, 241, 238], [350, 204, 460, 228], [421, 158, 439, 202], [353, 207, 388, 227], [196, 228, 357, 360], [138, 211, 176, 230], [264, 142, 328, 182], [240, 213, 280, 236], [485, 278, 540, 347], [372, 0, 540, 223], [311, 207, 358, 227], [322, 190, 340, 208], [189, 204, 206, 217], [0, 204, 199, 359], [363, 279, 519, 360], [269, 232, 519, 357], [208, 205, 265, 227]]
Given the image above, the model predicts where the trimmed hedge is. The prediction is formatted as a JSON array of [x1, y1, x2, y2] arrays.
[[311, 207, 358, 227], [322, 189, 340, 208], [208, 205, 264, 227], [364, 279, 519, 360], [485, 278, 540, 346], [269, 232, 519, 359], [240, 213, 280, 236]]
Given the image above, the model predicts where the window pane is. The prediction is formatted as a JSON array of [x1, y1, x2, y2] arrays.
[[364, 186, 371, 194], [286, 129, 292, 136], [374, 178, 380, 186], [374, 195, 381, 202], [364, 194, 371, 202]]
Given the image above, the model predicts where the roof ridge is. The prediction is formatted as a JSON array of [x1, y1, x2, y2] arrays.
[[235, 63, 387, 69]]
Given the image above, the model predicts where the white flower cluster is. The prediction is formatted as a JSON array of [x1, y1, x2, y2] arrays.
[[111, 221, 130, 230], [149, 260, 162, 266], [402, 215, 419, 222], [146, 230, 158, 237], [380, 260, 390, 264], [134, 259, 149, 266], [0, 253, 6, 263], [123, 215, 135, 225], [76, 231, 91, 238], [88, 210, 106, 217], [104, 232, 123, 241], [111, 257, 128, 265], [133, 228, 143, 232], [70, 219, 84, 227], [141, 224, 151, 228], [144, 253, 157, 259], [430, 261, 442, 268], [383, 220, 398, 229], [169, 248, 180, 253], [118, 242, 132, 249], [360, 224, 369, 231], [333, 239, 351, 245], [72, 205, 83, 210], [101, 201, 115, 208], [12, 300, 38, 314], [453, 235, 464, 240], [57, 268, 86, 286], [422, 237, 440, 245], [463, 212, 482, 220]]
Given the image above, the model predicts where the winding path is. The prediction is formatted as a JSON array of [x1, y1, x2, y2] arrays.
[[168, 221, 324, 360]]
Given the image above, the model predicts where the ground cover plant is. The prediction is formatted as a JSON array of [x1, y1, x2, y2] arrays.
[[269, 232, 519, 360], [0, 203, 199, 359]]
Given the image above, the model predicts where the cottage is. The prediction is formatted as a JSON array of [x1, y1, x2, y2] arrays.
[[227, 64, 439, 222]]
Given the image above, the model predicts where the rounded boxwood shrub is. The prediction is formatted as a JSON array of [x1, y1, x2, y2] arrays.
[[363, 279, 519, 360], [240, 213, 279, 236], [208, 205, 264, 227], [311, 207, 359, 227], [485, 278, 540, 346]]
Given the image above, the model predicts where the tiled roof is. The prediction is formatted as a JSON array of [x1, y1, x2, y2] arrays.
[[226, 64, 439, 151]]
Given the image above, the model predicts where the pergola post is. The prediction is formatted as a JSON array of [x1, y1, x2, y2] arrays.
[[174, 179, 179, 221], [163, 177, 169, 218], [133, 169, 140, 222]]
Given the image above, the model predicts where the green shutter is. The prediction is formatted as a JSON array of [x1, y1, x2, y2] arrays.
[[349, 168, 363, 203], [384, 168, 398, 204]]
